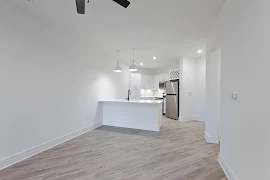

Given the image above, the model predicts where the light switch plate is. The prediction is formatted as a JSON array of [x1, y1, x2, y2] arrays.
[[229, 92, 238, 101]]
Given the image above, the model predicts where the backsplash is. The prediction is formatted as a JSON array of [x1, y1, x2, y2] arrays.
[[141, 89, 165, 98]]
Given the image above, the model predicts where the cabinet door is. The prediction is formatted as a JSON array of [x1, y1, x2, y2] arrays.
[[141, 75, 149, 89], [130, 73, 141, 88], [163, 73, 169, 81], [129, 73, 141, 99], [159, 74, 164, 82], [154, 75, 159, 89], [149, 75, 154, 90]]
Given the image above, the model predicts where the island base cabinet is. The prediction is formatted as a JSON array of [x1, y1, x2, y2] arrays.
[[102, 102, 162, 132]]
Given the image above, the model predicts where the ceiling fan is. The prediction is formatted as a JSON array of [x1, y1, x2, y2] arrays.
[[76, 0, 130, 14]]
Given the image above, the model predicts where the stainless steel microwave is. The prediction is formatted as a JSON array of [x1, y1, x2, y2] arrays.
[[159, 82, 166, 89]]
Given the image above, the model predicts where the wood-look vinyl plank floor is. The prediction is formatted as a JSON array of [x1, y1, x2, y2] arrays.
[[0, 117, 227, 180]]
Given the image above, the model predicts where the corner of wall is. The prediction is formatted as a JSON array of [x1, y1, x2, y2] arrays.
[[218, 153, 238, 180], [204, 131, 219, 144]]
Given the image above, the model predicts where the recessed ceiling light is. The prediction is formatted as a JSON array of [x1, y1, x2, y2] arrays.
[[197, 50, 202, 53], [153, 57, 157, 60], [140, 62, 143, 66]]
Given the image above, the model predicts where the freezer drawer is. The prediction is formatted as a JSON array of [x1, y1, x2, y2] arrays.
[[166, 95, 178, 120]]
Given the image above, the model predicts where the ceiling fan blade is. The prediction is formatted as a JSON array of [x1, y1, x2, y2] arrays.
[[112, 0, 130, 8], [76, 0, 85, 14]]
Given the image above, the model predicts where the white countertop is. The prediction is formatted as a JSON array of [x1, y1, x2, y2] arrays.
[[100, 99, 163, 104]]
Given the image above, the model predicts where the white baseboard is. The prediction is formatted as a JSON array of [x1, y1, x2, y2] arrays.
[[0, 122, 102, 171], [197, 117, 204, 122], [178, 117, 204, 122], [204, 131, 219, 144], [218, 153, 238, 180]]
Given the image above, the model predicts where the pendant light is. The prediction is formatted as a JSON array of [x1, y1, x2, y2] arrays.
[[129, 48, 138, 72], [114, 50, 122, 72]]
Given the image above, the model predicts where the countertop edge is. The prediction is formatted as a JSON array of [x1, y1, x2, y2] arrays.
[[99, 100, 163, 104]]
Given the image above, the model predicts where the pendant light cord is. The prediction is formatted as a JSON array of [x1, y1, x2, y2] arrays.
[[133, 48, 135, 63], [117, 50, 120, 64]]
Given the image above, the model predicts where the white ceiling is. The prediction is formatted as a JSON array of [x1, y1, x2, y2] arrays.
[[12, 0, 224, 68]]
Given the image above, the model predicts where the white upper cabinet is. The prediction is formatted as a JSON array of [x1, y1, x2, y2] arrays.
[[159, 74, 164, 82], [154, 75, 159, 90], [141, 75, 150, 89], [149, 75, 154, 89], [158, 73, 169, 82], [140, 72, 169, 90], [141, 75, 155, 90], [163, 73, 169, 81], [129, 73, 141, 100]]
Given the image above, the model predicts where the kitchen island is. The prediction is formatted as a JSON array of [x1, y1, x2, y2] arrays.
[[99, 100, 163, 132]]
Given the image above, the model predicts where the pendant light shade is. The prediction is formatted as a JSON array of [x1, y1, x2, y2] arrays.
[[114, 50, 122, 72], [114, 62, 122, 72], [129, 60, 137, 72], [129, 48, 138, 72]]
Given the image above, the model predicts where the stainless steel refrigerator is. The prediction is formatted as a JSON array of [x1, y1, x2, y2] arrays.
[[166, 80, 179, 120]]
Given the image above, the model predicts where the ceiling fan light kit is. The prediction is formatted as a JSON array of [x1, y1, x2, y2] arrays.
[[76, 0, 130, 14]]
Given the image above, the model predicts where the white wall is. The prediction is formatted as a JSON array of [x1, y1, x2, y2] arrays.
[[204, 49, 220, 143], [194, 57, 206, 120], [0, 1, 129, 167], [179, 56, 205, 121], [153, 60, 180, 75], [179, 57, 196, 120], [207, 0, 270, 179]]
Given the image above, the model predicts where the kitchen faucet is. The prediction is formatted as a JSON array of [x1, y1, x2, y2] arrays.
[[126, 89, 131, 101]]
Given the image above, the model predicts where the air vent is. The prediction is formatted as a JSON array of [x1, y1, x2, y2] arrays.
[[169, 69, 180, 80]]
